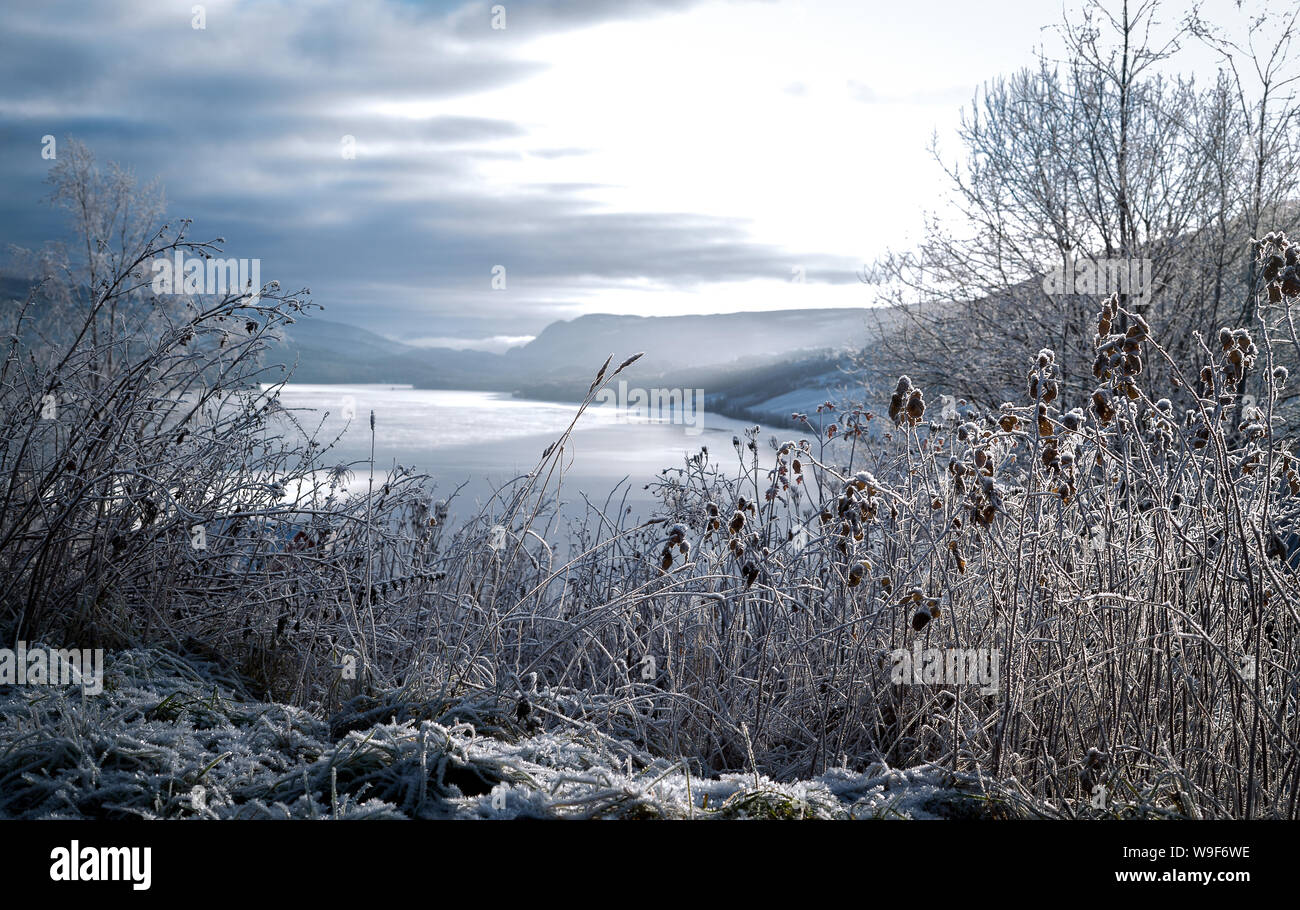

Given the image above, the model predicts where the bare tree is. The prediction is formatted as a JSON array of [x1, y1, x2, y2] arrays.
[[862, 0, 1300, 429]]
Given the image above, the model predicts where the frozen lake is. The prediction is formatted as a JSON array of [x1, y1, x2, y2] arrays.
[[265, 384, 785, 527]]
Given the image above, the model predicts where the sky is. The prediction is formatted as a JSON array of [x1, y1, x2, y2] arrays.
[[0, 0, 1260, 350]]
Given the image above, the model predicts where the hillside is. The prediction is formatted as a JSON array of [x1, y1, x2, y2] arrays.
[[263, 307, 895, 423], [0, 276, 891, 420]]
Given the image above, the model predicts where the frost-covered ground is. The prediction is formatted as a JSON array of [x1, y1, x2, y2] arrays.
[[0, 648, 1032, 820]]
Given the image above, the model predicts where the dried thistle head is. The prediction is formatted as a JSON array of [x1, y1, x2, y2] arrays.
[[1037, 403, 1053, 437], [911, 606, 933, 631], [1097, 293, 1118, 337], [1092, 389, 1116, 425], [889, 375, 924, 425], [905, 389, 926, 422], [847, 560, 869, 587]]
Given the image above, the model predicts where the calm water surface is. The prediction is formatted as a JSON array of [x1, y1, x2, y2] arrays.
[[266, 384, 787, 527]]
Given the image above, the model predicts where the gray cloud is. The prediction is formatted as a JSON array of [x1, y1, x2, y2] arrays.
[[0, 0, 850, 346]]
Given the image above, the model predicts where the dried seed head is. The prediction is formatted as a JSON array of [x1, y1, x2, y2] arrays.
[[906, 389, 925, 422], [887, 393, 902, 423], [1283, 268, 1300, 297], [847, 561, 869, 586], [1036, 404, 1053, 437], [1092, 389, 1116, 425]]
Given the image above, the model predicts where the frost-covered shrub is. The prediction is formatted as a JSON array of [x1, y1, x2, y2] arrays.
[[5, 144, 1300, 817]]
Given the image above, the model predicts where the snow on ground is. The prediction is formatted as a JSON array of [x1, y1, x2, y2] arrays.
[[0, 648, 1028, 820]]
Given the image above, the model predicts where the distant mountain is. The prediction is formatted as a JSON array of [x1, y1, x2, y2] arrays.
[[267, 307, 888, 389], [258, 307, 906, 427], [0, 271, 894, 425], [267, 317, 507, 388], [508, 308, 878, 373]]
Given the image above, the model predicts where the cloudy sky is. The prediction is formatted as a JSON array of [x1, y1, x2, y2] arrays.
[[0, 0, 1240, 350]]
